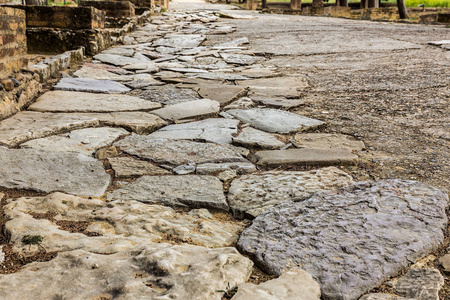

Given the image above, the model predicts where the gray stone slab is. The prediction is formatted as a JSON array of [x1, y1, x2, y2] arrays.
[[29, 91, 161, 113], [193, 72, 250, 81], [0, 147, 110, 196], [228, 167, 354, 219], [254, 148, 358, 167], [233, 127, 285, 149], [73, 66, 135, 81], [138, 84, 201, 105], [251, 96, 305, 109], [292, 133, 365, 151], [149, 118, 240, 144], [226, 108, 325, 134], [21, 127, 130, 156], [182, 84, 247, 106], [101, 47, 135, 57], [150, 99, 220, 121], [237, 77, 308, 98], [428, 40, 450, 46], [124, 78, 164, 89], [215, 37, 250, 48], [224, 97, 255, 110], [93, 53, 148, 66], [162, 67, 209, 73], [220, 53, 264, 65], [196, 162, 257, 175], [108, 157, 171, 177], [238, 180, 449, 299], [153, 34, 205, 48], [107, 175, 228, 211], [54, 78, 131, 94], [0, 111, 100, 147], [114, 136, 246, 165]]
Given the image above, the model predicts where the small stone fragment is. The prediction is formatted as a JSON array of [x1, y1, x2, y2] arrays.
[[233, 127, 285, 149], [0, 79, 14, 91], [196, 162, 257, 175], [108, 157, 171, 177], [224, 97, 255, 110], [95, 146, 119, 159]]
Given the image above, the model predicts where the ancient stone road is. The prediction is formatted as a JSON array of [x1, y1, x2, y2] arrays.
[[0, 1, 449, 299]]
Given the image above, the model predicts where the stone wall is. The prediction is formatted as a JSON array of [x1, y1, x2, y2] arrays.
[[79, 1, 135, 18], [0, 7, 27, 79], [24, 6, 105, 29]]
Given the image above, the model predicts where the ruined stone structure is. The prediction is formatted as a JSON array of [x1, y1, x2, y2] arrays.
[[79, 0, 136, 18]]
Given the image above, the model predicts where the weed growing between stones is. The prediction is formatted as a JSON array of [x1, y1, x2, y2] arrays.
[[217, 282, 238, 299]]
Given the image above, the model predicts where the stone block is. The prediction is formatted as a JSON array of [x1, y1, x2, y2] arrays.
[[79, 0, 135, 18], [25, 6, 105, 29]]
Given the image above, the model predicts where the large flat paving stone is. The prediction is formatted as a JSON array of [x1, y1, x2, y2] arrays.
[[28, 91, 161, 113], [226, 108, 325, 134], [139, 84, 201, 105], [93, 53, 149, 66], [182, 84, 247, 106], [0, 111, 99, 147], [220, 53, 264, 65], [21, 127, 130, 156], [0, 245, 252, 300], [108, 157, 171, 177], [150, 99, 220, 121], [54, 78, 131, 94], [114, 136, 247, 165], [153, 34, 205, 48], [254, 148, 358, 167], [292, 133, 365, 150], [233, 127, 285, 149], [107, 175, 228, 211], [228, 167, 354, 219], [237, 77, 308, 98], [237, 180, 449, 300], [149, 118, 240, 144], [0, 148, 110, 196]]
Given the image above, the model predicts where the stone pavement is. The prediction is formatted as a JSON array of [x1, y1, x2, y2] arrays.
[[0, 2, 449, 300]]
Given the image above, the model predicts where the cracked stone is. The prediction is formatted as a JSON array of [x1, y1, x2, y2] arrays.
[[54, 78, 131, 94], [108, 157, 171, 177]]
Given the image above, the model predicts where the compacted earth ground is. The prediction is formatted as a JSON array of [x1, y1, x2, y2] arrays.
[[0, 1, 449, 299]]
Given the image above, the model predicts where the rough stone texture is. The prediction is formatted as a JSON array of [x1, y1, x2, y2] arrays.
[[0, 148, 110, 197], [108, 157, 171, 177], [153, 34, 205, 48], [220, 53, 264, 65], [20, 127, 129, 156], [29, 91, 161, 113], [149, 118, 240, 144], [0, 246, 252, 300], [233, 269, 321, 300], [54, 78, 131, 94], [184, 84, 247, 106], [107, 175, 228, 211], [292, 133, 365, 150], [4, 193, 247, 252], [251, 96, 305, 109], [114, 136, 246, 165], [237, 77, 308, 98], [224, 97, 255, 110], [228, 167, 354, 219], [93, 53, 148, 66], [73, 66, 137, 81], [139, 84, 201, 105], [150, 99, 220, 121], [438, 254, 450, 272], [226, 108, 325, 134], [254, 148, 358, 167], [237, 180, 449, 300], [0, 111, 99, 147], [124, 77, 164, 89], [233, 127, 285, 149], [196, 162, 257, 175]]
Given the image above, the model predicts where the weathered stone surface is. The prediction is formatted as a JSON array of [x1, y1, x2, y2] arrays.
[[292, 133, 365, 150], [139, 84, 201, 105], [0, 148, 110, 196], [21, 127, 129, 155], [220, 53, 264, 65], [233, 269, 321, 300], [251, 96, 305, 109], [153, 34, 205, 48], [108, 157, 171, 177], [54, 78, 131, 94], [438, 254, 450, 272], [238, 77, 308, 98], [233, 127, 285, 149], [108, 175, 228, 211], [149, 118, 239, 144], [226, 108, 325, 134], [196, 162, 257, 175], [29, 91, 161, 113], [238, 180, 449, 300], [194, 72, 249, 81], [228, 167, 354, 219], [215, 37, 249, 48], [4, 193, 247, 251], [224, 97, 255, 110], [101, 47, 134, 57], [93, 53, 148, 66], [124, 77, 164, 89], [114, 136, 246, 165], [185, 84, 247, 106], [0, 112, 99, 147], [254, 148, 358, 167], [150, 99, 220, 121], [73, 66, 135, 81], [0, 245, 252, 300]]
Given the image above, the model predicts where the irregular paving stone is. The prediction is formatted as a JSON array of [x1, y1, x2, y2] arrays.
[[114, 136, 246, 165], [238, 180, 449, 300], [0, 111, 99, 147], [238, 77, 308, 98], [149, 118, 239, 144], [292, 133, 365, 150], [54, 78, 131, 94], [93, 53, 148, 66], [123, 63, 159, 73], [220, 53, 264, 65], [235, 68, 278, 78], [108, 157, 171, 177], [215, 37, 249, 48], [438, 254, 450, 272], [0, 245, 252, 300], [183, 84, 247, 106], [101, 47, 135, 57], [138, 84, 201, 105], [21, 127, 129, 155], [73, 66, 135, 81], [228, 167, 354, 219], [150, 99, 220, 121], [29, 91, 161, 113], [107, 175, 228, 211], [4, 193, 248, 251], [196, 162, 257, 175], [194, 72, 249, 81], [233, 127, 285, 149], [162, 67, 209, 73], [251, 95, 305, 109], [124, 77, 164, 89], [254, 148, 358, 167], [226, 108, 325, 134], [224, 97, 255, 110], [0, 148, 110, 196], [153, 34, 206, 48], [233, 269, 321, 300]]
